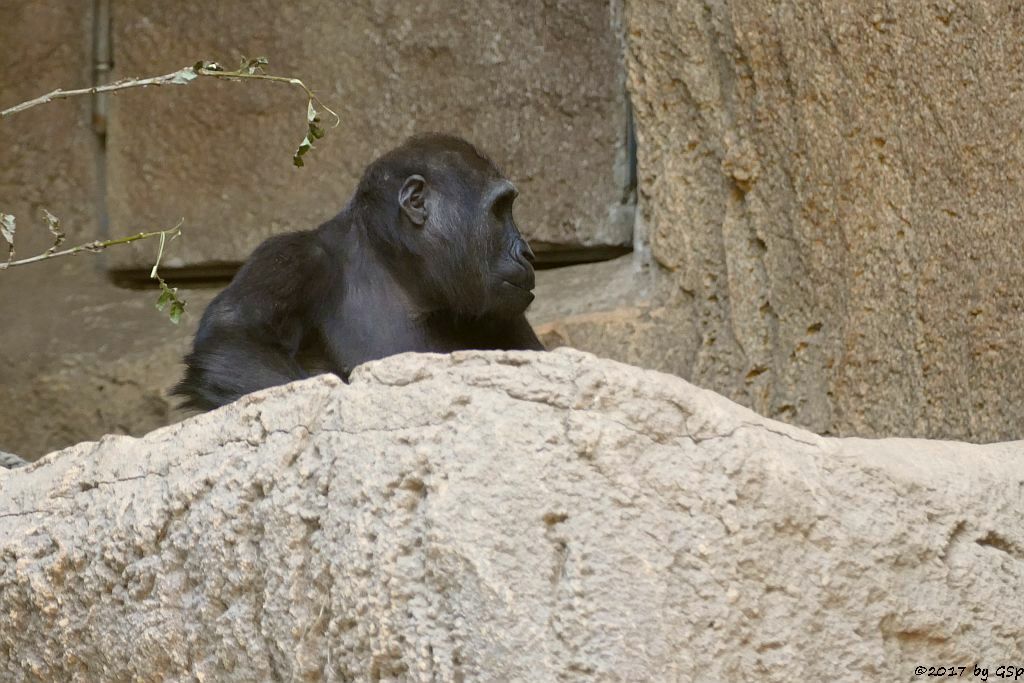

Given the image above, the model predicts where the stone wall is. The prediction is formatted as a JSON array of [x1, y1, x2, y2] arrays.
[[2, 0, 1023, 457], [0, 2, 183, 458], [105, 0, 632, 269], [0, 1, 629, 457]]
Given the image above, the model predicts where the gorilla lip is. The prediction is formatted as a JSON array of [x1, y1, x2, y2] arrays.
[[500, 278, 534, 293]]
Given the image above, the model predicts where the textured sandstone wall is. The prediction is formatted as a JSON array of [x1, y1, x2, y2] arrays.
[[0, 3, 97, 248], [1, 350, 1022, 681], [623, 1, 1024, 441]]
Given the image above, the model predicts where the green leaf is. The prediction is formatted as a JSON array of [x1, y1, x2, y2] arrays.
[[169, 300, 185, 324], [155, 282, 186, 323], [0, 213, 14, 245], [155, 287, 174, 311]]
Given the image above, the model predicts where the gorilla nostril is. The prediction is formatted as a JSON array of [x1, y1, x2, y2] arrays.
[[517, 240, 536, 265]]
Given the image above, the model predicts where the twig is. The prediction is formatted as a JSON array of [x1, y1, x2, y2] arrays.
[[0, 69, 198, 118], [150, 220, 187, 323], [195, 67, 340, 128], [1, 63, 340, 128], [0, 220, 183, 269]]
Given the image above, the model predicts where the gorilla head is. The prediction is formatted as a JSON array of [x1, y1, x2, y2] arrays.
[[354, 134, 536, 318], [174, 133, 545, 411]]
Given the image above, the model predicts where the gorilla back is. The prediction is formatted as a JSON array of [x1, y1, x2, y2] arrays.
[[174, 134, 544, 410]]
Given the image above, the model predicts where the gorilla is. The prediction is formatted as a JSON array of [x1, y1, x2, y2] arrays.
[[174, 134, 544, 410]]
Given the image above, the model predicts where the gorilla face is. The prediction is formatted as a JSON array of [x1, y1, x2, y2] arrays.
[[398, 155, 537, 319], [480, 179, 536, 316]]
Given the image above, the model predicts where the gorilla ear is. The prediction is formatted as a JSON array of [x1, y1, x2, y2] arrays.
[[398, 175, 427, 226]]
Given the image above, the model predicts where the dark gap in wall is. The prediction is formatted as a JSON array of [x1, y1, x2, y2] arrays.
[[625, 96, 638, 200], [107, 244, 636, 290], [109, 263, 241, 290]]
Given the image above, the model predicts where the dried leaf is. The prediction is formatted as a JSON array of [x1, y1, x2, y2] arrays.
[[0, 213, 14, 246], [169, 67, 199, 85], [293, 135, 312, 167], [293, 101, 326, 167], [239, 55, 269, 75], [42, 209, 65, 254], [192, 60, 224, 73]]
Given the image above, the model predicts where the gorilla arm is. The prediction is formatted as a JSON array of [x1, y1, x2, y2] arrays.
[[173, 234, 320, 410]]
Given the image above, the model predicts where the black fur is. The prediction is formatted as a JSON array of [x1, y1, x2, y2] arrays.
[[174, 134, 543, 410]]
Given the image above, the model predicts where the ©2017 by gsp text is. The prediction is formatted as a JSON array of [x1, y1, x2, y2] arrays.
[[915, 665, 1024, 680]]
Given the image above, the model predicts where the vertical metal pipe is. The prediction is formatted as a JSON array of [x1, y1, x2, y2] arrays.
[[92, 0, 112, 244], [92, 0, 111, 138]]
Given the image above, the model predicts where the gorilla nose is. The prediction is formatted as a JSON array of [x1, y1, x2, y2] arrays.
[[515, 239, 536, 267]]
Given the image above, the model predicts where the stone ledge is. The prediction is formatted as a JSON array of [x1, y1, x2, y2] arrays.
[[1, 349, 1021, 681]]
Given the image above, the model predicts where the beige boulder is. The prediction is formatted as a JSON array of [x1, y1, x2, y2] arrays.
[[1, 350, 1021, 681]]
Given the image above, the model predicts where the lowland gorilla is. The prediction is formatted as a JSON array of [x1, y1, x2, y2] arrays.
[[174, 134, 544, 410]]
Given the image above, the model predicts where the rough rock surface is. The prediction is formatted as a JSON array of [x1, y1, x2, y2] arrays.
[[2, 350, 1021, 682], [625, 1, 1024, 441]]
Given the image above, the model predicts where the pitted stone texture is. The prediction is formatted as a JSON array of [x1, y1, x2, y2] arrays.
[[2, 350, 1022, 681], [625, 1, 1024, 440]]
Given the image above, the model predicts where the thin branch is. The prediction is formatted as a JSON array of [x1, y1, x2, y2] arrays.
[[1, 64, 340, 128], [150, 221, 187, 323], [196, 68, 340, 127], [0, 219, 183, 269], [0, 69, 197, 118]]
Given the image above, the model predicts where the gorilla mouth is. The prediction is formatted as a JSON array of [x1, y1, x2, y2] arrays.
[[500, 278, 534, 293]]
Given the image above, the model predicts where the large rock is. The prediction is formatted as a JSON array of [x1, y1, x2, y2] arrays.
[[105, 0, 632, 270], [1, 350, 1021, 681], [625, 1, 1024, 441]]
